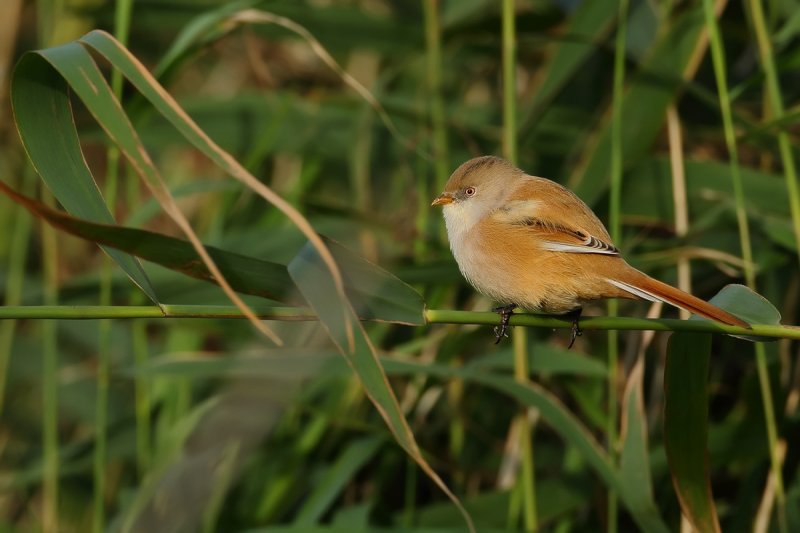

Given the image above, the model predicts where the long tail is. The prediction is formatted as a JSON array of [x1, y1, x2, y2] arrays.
[[607, 270, 750, 329]]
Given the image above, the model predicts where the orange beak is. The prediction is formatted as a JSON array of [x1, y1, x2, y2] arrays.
[[431, 193, 454, 206]]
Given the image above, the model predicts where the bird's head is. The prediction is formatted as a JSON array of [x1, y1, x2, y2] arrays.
[[431, 156, 522, 217]]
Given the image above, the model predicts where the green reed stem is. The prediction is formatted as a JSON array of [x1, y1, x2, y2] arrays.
[[41, 190, 59, 533], [94, 285, 110, 533], [702, 4, 753, 285], [511, 330, 537, 530], [607, 0, 629, 529], [112, 0, 133, 95], [702, 0, 785, 527], [747, 2, 792, 528], [403, 457, 418, 527], [123, 134, 152, 477], [131, 312, 150, 475], [95, 3, 134, 530], [0, 304, 796, 337], [502, 1, 536, 528], [747, 0, 800, 266], [502, 0, 517, 166], [423, 0, 449, 195], [0, 174, 35, 414], [419, 0, 449, 256], [608, 0, 627, 244], [35, 10, 64, 531]]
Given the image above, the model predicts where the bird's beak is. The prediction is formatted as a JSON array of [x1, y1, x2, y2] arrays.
[[431, 193, 454, 206]]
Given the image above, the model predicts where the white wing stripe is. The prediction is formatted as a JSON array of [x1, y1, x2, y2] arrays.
[[605, 278, 661, 302], [542, 241, 619, 255]]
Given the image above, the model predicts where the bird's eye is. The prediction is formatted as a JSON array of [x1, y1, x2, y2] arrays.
[[464, 187, 476, 197]]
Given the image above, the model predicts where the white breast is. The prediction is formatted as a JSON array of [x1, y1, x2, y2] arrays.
[[442, 203, 477, 252], [442, 203, 502, 301]]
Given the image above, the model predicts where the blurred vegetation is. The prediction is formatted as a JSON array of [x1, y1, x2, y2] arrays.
[[0, 0, 799, 531]]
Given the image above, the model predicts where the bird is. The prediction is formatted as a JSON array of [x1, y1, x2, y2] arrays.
[[431, 155, 750, 346]]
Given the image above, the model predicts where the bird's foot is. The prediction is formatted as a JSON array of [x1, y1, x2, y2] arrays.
[[492, 304, 518, 344], [565, 308, 583, 349]]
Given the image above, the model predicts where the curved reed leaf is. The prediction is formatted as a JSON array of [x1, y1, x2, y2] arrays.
[[12, 40, 282, 343], [664, 332, 720, 533], [708, 285, 781, 326], [59, 25, 445, 524], [10, 52, 159, 306], [289, 243, 474, 531], [0, 180, 291, 302], [0, 181, 425, 324], [11, 27, 453, 530]]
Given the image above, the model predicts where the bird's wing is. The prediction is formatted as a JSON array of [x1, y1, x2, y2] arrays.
[[493, 178, 620, 256]]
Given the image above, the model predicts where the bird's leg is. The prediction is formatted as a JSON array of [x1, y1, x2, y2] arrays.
[[492, 304, 517, 344], [565, 308, 583, 349]]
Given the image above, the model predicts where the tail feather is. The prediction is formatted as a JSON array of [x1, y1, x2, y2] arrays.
[[607, 274, 750, 329]]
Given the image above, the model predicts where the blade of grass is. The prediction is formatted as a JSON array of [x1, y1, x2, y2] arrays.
[[701, 2, 785, 528], [293, 436, 383, 525]]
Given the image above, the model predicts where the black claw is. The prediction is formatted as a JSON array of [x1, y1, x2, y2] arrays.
[[566, 308, 583, 349], [492, 304, 517, 344]]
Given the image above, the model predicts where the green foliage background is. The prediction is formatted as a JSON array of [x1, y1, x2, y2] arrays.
[[0, 0, 799, 531]]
